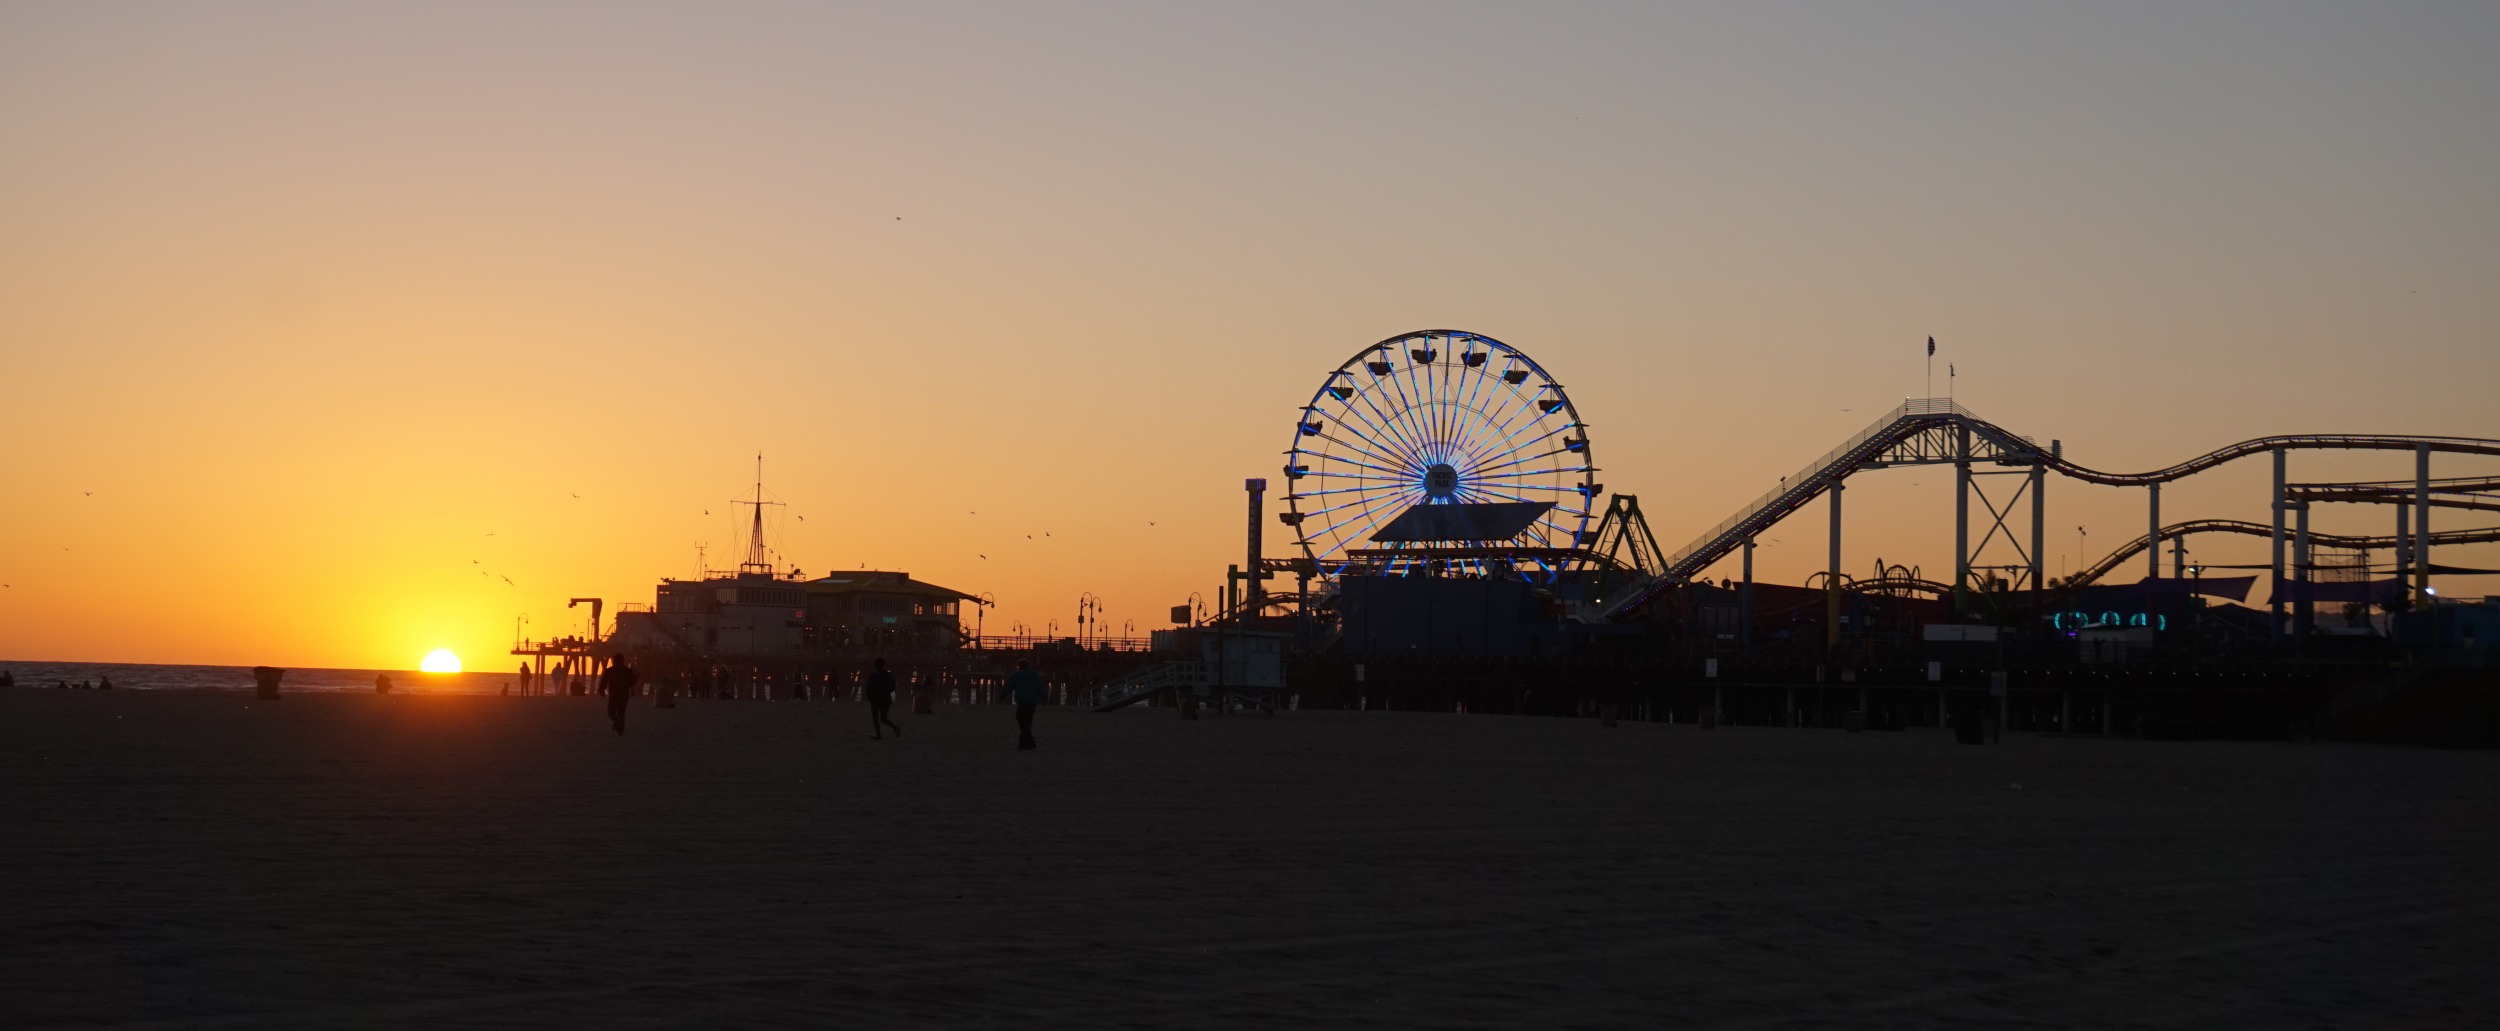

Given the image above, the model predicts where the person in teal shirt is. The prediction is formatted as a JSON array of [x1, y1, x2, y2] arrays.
[[1005, 659, 1046, 750]]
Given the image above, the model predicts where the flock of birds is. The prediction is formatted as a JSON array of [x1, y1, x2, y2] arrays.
[[3, 487, 1167, 597]]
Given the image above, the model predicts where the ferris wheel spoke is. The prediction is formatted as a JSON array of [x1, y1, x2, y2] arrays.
[[1315, 382, 1415, 466], [1307, 471, 1418, 494], [1448, 398, 1527, 468], [1297, 492, 1405, 520], [1291, 484, 1412, 499], [1314, 431, 1420, 476], [1427, 360, 1461, 462], [1470, 446, 1581, 479], [1319, 485, 1425, 549], [1342, 385, 1435, 472], [1380, 355, 1460, 465], [1327, 387, 1425, 458], [1462, 424, 1576, 475], [1300, 457, 1420, 480], [1467, 482, 1584, 493], [1462, 467, 1584, 482], [1308, 497, 1408, 553], [1452, 372, 1502, 458], [1395, 342, 1440, 454], [1374, 358, 1441, 466]]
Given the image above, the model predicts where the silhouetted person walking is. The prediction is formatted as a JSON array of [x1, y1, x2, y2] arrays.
[[1006, 660, 1044, 750], [867, 658, 902, 739], [600, 653, 638, 736]]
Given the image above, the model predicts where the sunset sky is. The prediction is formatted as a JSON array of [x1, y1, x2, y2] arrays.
[[4, 2, 2495, 670]]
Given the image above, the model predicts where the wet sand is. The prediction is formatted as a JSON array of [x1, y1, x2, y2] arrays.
[[4, 689, 2494, 1028]]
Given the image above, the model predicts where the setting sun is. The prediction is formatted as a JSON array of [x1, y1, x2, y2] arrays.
[[418, 649, 462, 674]]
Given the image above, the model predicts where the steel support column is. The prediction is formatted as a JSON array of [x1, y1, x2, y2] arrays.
[[2027, 464, 2045, 601], [1954, 454, 1971, 616], [1954, 426, 1972, 616], [2396, 504, 2411, 589], [2294, 501, 2312, 643], [1827, 481, 1845, 647], [2415, 443, 2432, 600], [2270, 447, 2287, 644], [1739, 538, 1755, 648], [2147, 482, 2162, 580]]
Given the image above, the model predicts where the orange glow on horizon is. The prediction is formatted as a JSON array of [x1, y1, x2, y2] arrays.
[[0, 6, 2493, 669]]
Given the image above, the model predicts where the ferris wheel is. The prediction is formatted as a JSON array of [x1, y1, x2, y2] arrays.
[[1281, 330, 1599, 580]]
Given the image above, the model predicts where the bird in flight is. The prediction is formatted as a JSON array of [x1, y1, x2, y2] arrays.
[[82, 491, 92, 496], [1025, 535, 1033, 539], [471, 559, 479, 564], [979, 554, 987, 559], [571, 493, 581, 499], [797, 515, 805, 522], [501, 575, 513, 585]]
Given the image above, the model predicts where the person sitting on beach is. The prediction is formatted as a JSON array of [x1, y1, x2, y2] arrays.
[[98, 675, 113, 690], [599, 653, 639, 736], [374, 672, 393, 695], [867, 658, 901, 739]]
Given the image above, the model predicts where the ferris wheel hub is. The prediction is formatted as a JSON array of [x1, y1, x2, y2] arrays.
[[1425, 463, 1459, 499]]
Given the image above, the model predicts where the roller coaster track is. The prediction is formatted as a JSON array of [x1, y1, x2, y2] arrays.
[[2066, 520, 2500, 589], [1601, 399, 2500, 618]]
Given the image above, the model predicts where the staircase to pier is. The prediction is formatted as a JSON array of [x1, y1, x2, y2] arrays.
[[1090, 661, 1206, 712]]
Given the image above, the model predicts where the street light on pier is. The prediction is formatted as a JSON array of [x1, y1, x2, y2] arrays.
[[1077, 592, 1103, 646], [971, 592, 995, 648]]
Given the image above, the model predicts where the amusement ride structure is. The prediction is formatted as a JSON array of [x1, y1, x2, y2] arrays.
[[1281, 330, 1600, 582], [1263, 329, 2500, 645]]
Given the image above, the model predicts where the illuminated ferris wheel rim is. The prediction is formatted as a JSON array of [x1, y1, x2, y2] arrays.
[[1282, 329, 1598, 579]]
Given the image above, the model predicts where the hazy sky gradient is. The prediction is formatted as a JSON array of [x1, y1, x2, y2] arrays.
[[4, 2, 2495, 668]]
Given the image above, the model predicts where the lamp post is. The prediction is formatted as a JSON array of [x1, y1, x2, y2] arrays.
[[972, 592, 995, 648], [1077, 592, 1103, 647], [1186, 592, 1207, 627]]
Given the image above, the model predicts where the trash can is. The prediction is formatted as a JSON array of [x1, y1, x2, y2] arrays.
[[252, 666, 285, 701]]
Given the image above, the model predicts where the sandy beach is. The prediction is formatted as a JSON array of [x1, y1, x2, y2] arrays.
[[4, 689, 2495, 1028]]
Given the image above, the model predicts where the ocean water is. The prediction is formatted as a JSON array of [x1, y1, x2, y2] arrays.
[[0, 660, 524, 695]]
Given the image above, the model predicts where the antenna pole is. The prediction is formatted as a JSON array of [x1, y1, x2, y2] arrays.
[[736, 452, 784, 577]]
